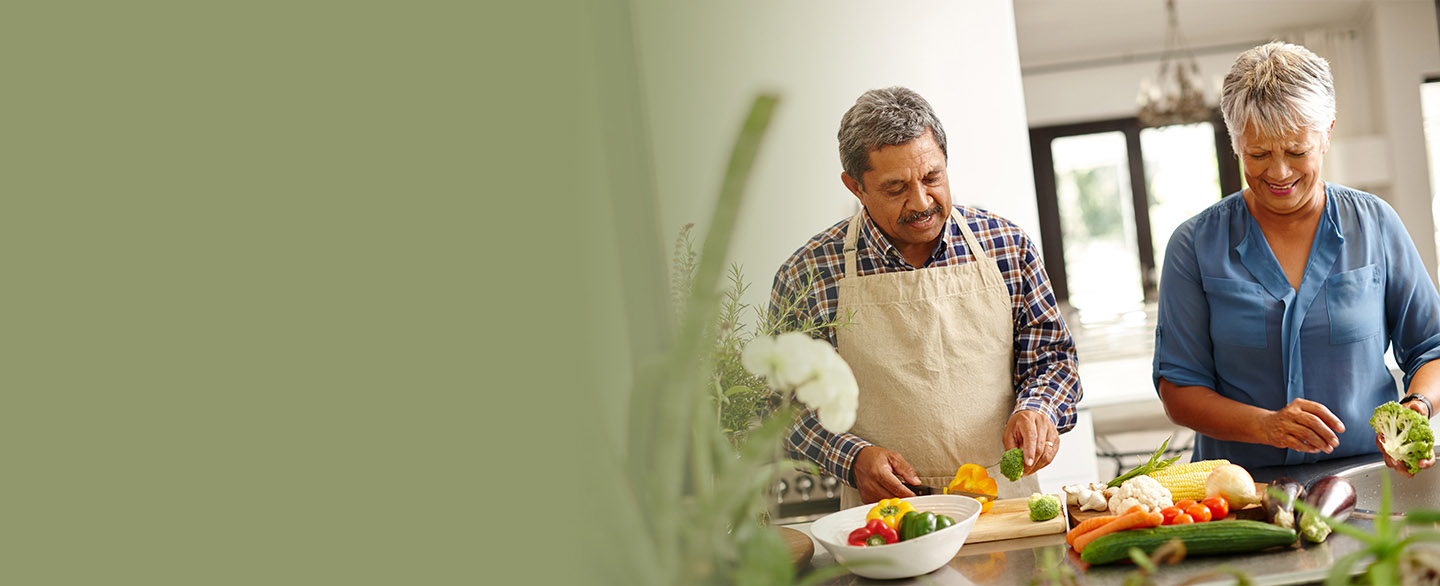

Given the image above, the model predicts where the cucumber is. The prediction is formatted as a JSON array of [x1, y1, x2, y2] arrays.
[[1080, 520, 1297, 565]]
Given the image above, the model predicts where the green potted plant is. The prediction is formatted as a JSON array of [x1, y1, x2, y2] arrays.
[[605, 94, 858, 585]]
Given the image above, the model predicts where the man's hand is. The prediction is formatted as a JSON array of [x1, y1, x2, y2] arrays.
[[1376, 400, 1436, 478], [853, 446, 920, 504], [1261, 398, 1344, 454], [1004, 410, 1059, 477]]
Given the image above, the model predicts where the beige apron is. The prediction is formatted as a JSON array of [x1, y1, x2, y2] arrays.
[[837, 208, 1040, 508]]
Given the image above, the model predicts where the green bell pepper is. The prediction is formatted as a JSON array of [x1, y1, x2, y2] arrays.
[[899, 511, 956, 541], [935, 514, 955, 530]]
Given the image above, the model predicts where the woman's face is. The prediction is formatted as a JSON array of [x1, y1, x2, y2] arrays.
[[1237, 122, 1332, 217]]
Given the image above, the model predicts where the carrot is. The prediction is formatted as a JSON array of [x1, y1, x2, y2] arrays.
[[1065, 505, 1145, 546], [1065, 515, 1118, 546], [1072, 509, 1165, 553]]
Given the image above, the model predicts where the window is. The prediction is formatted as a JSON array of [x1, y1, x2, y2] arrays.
[[1030, 114, 1241, 321], [1050, 131, 1143, 315], [1141, 123, 1225, 279]]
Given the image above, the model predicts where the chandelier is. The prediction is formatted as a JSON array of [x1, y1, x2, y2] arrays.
[[1137, 0, 1210, 127]]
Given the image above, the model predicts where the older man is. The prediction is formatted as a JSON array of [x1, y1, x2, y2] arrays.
[[770, 87, 1082, 506]]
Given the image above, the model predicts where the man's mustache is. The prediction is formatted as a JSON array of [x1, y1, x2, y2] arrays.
[[900, 204, 943, 224]]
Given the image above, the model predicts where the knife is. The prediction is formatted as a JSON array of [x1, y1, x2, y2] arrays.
[[902, 482, 997, 501]]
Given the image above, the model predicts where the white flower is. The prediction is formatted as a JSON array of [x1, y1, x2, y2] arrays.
[[742, 332, 859, 434], [740, 335, 780, 380], [792, 348, 849, 407], [818, 402, 856, 433], [770, 332, 822, 388], [812, 353, 858, 433]]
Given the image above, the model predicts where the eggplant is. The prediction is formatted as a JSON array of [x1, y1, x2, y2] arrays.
[[1298, 475, 1357, 543], [1262, 477, 1305, 530]]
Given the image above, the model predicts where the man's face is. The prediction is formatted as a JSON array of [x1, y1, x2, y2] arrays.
[[842, 129, 951, 252]]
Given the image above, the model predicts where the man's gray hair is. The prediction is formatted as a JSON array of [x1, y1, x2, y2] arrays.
[[1220, 41, 1335, 152], [838, 87, 948, 188]]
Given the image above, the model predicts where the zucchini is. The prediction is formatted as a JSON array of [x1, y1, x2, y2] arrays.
[[1080, 520, 1297, 565]]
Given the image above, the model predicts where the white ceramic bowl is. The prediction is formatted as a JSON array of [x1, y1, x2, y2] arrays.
[[809, 494, 982, 580]]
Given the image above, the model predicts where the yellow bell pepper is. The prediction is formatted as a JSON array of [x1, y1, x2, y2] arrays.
[[865, 498, 915, 530], [944, 463, 998, 513]]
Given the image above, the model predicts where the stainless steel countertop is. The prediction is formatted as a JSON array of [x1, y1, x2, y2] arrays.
[[788, 455, 1387, 585]]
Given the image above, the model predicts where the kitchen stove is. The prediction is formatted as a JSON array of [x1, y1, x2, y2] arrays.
[[772, 468, 842, 523]]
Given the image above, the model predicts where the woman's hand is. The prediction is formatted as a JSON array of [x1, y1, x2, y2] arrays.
[[1376, 400, 1436, 478], [1262, 398, 1345, 453]]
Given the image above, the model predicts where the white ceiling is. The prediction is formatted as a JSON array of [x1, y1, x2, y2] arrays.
[[1014, 0, 1386, 72]]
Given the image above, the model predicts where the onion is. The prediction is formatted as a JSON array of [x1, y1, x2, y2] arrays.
[[1205, 464, 1261, 507]]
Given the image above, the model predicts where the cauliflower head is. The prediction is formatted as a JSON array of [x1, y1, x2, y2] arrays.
[[1106, 475, 1173, 514], [1371, 401, 1435, 474]]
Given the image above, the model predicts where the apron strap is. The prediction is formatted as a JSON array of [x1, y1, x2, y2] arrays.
[[842, 209, 865, 280], [951, 209, 1003, 283]]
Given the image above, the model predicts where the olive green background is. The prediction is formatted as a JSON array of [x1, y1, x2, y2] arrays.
[[4, 2, 628, 584]]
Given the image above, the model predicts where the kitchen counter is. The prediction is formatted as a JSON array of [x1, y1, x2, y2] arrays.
[[788, 454, 1387, 585]]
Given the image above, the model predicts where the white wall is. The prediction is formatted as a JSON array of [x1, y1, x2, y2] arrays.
[[1022, 3, 1440, 283], [1024, 52, 1239, 127], [1369, 2, 1440, 280], [630, 0, 1041, 314]]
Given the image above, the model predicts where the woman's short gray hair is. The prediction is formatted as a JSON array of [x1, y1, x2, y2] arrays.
[[838, 87, 948, 188], [1220, 41, 1335, 151]]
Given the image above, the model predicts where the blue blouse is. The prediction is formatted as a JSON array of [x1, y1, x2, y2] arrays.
[[1153, 184, 1440, 469]]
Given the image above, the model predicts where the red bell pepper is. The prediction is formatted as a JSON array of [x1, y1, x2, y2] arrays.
[[847, 518, 899, 546]]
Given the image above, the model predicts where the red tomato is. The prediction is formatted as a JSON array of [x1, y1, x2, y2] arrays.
[[1185, 503, 1212, 523], [1175, 499, 1197, 510], [1202, 496, 1230, 520], [1159, 506, 1183, 525], [1172, 513, 1195, 524]]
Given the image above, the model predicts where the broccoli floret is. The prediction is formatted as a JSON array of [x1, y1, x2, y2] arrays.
[[1370, 401, 1435, 474], [1028, 493, 1060, 522], [1000, 448, 1025, 481]]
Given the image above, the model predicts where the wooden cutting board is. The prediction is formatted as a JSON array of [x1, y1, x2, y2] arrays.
[[967, 494, 1068, 543], [778, 526, 814, 566]]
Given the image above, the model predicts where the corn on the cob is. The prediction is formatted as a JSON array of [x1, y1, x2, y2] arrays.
[[1147, 459, 1231, 501]]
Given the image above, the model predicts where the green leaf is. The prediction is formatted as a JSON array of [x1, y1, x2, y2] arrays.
[[1324, 549, 1369, 586], [1368, 556, 1396, 586], [1399, 530, 1440, 546], [1108, 434, 1175, 487], [1128, 547, 1158, 572], [1404, 510, 1440, 526], [724, 385, 753, 397], [647, 94, 779, 577], [1378, 471, 1392, 537]]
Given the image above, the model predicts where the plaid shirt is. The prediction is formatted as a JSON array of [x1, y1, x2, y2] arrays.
[[770, 205, 1082, 488]]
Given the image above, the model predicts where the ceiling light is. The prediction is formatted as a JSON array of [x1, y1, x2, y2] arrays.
[[1137, 0, 1210, 128]]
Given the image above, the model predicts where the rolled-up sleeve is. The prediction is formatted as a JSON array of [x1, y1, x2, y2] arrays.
[[1153, 221, 1218, 391]]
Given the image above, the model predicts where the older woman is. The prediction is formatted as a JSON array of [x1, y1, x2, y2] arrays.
[[1153, 42, 1438, 476]]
